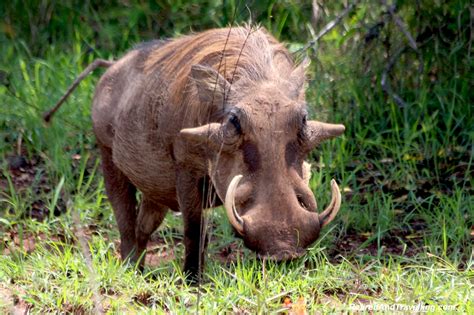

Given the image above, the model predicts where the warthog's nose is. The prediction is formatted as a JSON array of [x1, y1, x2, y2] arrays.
[[257, 248, 306, 261]]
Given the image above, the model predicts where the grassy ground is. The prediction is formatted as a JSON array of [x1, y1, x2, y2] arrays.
[[1, 8, 473, 315]]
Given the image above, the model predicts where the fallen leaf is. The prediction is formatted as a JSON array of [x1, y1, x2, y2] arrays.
[[283, 296, 292, 307], [290, 297, 307, 315]]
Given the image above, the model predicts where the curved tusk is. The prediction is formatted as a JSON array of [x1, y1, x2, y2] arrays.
[[302, 161, 312, 186], [318, 179, 341, 228], [224, 175, 245, 235]]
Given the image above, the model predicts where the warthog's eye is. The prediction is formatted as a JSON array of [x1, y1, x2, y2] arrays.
[[296, 194, 308, 210], [297, 113, 308, 142], [229, 113, 242, 134], [221, 113, 242, 148], [302, 114, 307, 125]]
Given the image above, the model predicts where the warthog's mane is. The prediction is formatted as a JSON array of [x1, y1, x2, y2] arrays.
[[143, 25, 297, 124]]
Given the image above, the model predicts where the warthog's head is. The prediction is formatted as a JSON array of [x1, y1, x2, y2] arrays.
[[180, 59, 344, 261]]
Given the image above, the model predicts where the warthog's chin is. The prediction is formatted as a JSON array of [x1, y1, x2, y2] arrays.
[[256, 248, 307, 262]]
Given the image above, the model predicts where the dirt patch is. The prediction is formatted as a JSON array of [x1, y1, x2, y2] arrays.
[[145, 238, 177, 267], [2, 153, 65, 220], [1, 226, 70, 256], [343, 148, 473, 209], [328, 222, 426, 262], [214, 241, 244, 265], [60, 303, 87, 315], [0, 285, 31, 315], [2, 149, 100, 221], [132, 291, 154, 306]]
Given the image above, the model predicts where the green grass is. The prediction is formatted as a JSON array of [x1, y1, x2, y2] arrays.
[[1, 2, 473, 313]]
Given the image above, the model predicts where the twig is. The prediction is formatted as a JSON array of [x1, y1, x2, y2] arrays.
[[311, 0, 321, 27], [43, 59, 114, 122], [379, 1, 424, 107], [381, 46, 408, 108], [297, 2, 357, 54], [381, 0, 418, 51], [16, 131, 22, 156], [196, 2, 243, 312]]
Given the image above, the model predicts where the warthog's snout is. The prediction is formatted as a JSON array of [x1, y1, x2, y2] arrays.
[[223, 174, 341, 259]]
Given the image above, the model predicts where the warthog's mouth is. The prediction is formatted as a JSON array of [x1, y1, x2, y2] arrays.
[[256, 248, 307, 261]]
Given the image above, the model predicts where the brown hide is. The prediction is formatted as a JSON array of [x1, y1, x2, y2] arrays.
[[91, 26, 344, 278]]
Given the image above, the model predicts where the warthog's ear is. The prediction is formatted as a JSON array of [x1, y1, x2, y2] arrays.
[[179, 123, 223, 150], [305, 120, 345, 148], [289, 57, 310, 101], [190, 64, 232, 107]]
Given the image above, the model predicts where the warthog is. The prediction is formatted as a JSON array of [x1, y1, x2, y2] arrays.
[[45, 25, 345, 279]]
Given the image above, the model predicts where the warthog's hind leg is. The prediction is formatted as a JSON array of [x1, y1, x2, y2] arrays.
[[99, 144, 138, 263], [135, 197, 168, 268]]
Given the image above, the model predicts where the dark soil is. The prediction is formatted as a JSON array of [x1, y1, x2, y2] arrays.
[[329, 219, 427, 262], [3, 153, 65, 220]]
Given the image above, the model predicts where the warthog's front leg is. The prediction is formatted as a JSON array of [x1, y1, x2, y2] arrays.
[[176, 170, 209, 282]]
